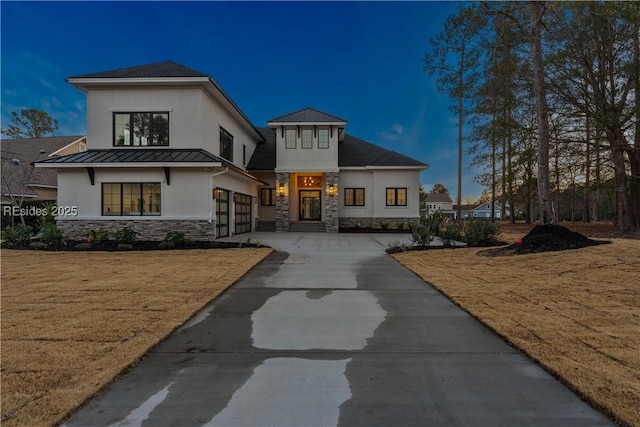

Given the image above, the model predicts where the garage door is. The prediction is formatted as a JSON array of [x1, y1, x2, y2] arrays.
[[234, 193, 252, 234]]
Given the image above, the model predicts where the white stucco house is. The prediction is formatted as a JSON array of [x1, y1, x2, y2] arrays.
[[35, 61, 428, 240]]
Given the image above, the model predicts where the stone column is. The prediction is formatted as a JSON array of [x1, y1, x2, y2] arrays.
[[325, 172, 339, 232], [275, 172, 290, 232]]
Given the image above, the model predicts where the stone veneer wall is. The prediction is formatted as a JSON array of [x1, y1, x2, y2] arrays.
[[57, 219, 217, 241], [338, 217, 419, 231], [275, 172, 290, 232], [324, 172, 339, 233]]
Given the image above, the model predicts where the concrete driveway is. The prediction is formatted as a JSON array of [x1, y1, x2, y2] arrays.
[[63, 233, 612, 427]]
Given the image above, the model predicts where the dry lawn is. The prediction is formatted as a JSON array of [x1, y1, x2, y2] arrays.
[[394, 236, 640, 427], [0, 248, 271, 427]]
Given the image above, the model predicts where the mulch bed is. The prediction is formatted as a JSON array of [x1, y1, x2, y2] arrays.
[[479, 224, 610, 256], [9, 240, 268, 252]]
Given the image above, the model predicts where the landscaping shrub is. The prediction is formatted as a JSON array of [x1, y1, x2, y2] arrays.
[[86, 229, 111, 244], [463, 220, 500, 246], [114, 227, 139, 245], [39, 223, 66, 246], [410, 223, 434, 246], [1, 224, 33, 247], [160, 231, 186, 249], [441, 220, 463, 247], [75, 242, 93, 251]]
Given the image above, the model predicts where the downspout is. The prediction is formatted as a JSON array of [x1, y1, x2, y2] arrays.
[[209, 167, 229, 223]]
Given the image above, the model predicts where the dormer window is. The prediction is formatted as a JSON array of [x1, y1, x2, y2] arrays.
[[285, 129, 296, 149], [301, 129, 313, 149], [113, 112, 169, 146], [318, 128, 329, 149]]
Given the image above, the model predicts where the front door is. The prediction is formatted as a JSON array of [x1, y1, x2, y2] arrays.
[[299, 190, 321, 221]]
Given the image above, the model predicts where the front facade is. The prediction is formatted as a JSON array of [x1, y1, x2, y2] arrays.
[[456, 202, 508, 220], [36, 61, 427, 240], [424, 192, 455, 218]]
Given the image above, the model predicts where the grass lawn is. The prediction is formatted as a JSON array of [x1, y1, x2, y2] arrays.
[[394, 224, 639, 427], [1, 248, 271, 427]]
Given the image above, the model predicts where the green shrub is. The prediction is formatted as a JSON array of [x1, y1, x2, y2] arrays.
[[410, 223, 433, 246], [379, 221, 389, 230], [396, 221, 406, 231], [1, 224, 33, 247], [75, 242, 93, 251], [86, 228, 111, 243], [40, 223, 66, 246], [463, 220, 500, 246], [114, 227, 139, 245], [420, 211, 446, 237], [161, 231, 185, 249], [440, 220, 463, 247], [29, 241, 48, 250]]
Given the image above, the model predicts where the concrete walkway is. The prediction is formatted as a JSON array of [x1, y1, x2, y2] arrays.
[[63, 233, 613, 427]]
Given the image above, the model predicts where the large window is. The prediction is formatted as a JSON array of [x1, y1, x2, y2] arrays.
[[113, 113, 169, 146], [220, 127, 233, 161], [318, 128, 329, 149], [301, 129, 313, 149], [285, 129, 296, 149], [386, 188, 407, 206], [344, 188, 365, 206], [102, 183, 161, 216], [234, 193, 252, 234], [260, 188, 276, 206]]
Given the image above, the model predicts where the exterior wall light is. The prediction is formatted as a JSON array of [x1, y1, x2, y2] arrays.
[[278, 183, 286, 196], [327, 184, 336, 196]]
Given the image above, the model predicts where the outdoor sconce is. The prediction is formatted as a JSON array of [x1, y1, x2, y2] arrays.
[[327, 184, 336, 196], [278, 183, 286, 196]]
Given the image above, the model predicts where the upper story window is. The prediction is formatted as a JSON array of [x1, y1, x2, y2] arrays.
[[301, 129, 313, 149], [386, 188, 407, 206], [318, 128, 329, 149], [114, 113, 169, 146], [285, 129, 296, 149], [242, 144, 247, 165], [220, 127, 233, 161]]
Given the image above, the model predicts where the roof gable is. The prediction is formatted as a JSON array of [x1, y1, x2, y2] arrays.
[[426, 192, 452, 203], [268, 108, 346, 123], [69, 61, 209, 79]]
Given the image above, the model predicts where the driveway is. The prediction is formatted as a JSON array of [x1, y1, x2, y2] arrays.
[[63, 233, 612, 426]]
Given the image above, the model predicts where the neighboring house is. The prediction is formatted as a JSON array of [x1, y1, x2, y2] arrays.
[[1, 136, 87, 203], [424, 192, 455, 218], [35, 61, 427, 240], [455, 202, 508, 220]]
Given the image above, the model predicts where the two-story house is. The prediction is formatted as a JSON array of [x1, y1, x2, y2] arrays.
[[423, 192, 455, 218], [36, 61, 427, 240]]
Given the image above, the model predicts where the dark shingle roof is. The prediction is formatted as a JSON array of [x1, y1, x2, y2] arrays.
[[247, 129, 276, 170], [69, 61, 209, 79], [426, 192, 453, 203], [1, 136, 85, 195], [247, 129, 427, 170], [338, 134, 427, 168], [36, 149, 224, 164], [268, 108, 346, 123]]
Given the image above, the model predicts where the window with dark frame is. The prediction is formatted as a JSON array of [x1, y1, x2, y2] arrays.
[[344, 188, 365, 206], [386, 187, 407, 206], [285, 129, 296, 149], [318, 128, 329, 149], [242, 144, 247, 165], [220, 127, 234, 161], [102, 183, 161, 216], [260, 188, 276, 206], [113, 112, 169, 146], [301, 129, 313, 149]]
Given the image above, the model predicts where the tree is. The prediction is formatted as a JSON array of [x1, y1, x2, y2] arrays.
[[431, 183, 450, 194], [424, 4, 487, 222], [0, 157, 35, 225], [529, 1, 554, 225], [1, 109, 59, 139]]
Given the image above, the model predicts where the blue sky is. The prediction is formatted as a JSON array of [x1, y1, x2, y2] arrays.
[[1, 1, 483, 199]]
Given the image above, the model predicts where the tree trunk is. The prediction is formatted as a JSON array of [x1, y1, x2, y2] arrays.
[[583, 114, 591, 222], [606, 126, 632, 232], [530, 1, 554, 224], [456, 44, 465, 222]]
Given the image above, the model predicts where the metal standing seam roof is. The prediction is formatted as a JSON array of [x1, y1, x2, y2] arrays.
[[35, 149, 226, 164]]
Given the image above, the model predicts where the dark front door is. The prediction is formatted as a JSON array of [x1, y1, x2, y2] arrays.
[[299, 190, 321, 221]]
